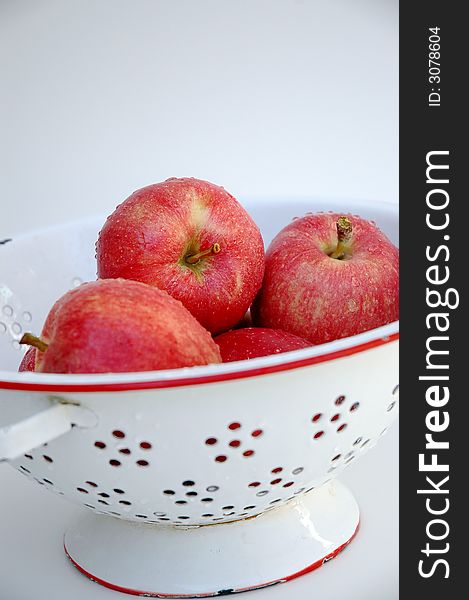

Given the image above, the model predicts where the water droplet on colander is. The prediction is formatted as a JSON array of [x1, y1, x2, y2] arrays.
[[71, 277, 83, 287], [0, 322, 6, 334], [22, 311, 32, 322], [11, 322, 22, 335], [2, 305, 13, 317]]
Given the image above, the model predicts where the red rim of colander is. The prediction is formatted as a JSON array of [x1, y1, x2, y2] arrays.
[[0, 333, 398, 392], [64, 521, 359, 596]]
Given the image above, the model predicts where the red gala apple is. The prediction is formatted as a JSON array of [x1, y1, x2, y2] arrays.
[[252, 213, 399, 344], [19, 279, 221, 373], [96, 178, 265, 334], [18, 347, 36, 372], [215, 327, 311, 362]]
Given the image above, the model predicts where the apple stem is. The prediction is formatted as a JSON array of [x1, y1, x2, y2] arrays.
[[19, 333, 49, 353], [330, 216, 352, 260], [185, 243, 221, 265]]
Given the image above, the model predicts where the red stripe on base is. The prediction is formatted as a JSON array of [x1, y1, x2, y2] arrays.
[[2, 334, 398, 392], [63, 523, 360, 598]]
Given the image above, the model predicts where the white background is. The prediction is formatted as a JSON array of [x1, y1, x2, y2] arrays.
[[0, 1, 398, 599]]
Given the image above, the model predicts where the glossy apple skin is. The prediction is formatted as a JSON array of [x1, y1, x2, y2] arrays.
[[215, 327, 311, 362], [18, 347, 36, 372], [96, 178, 265, 335], [31, 279, 221, 374], [252, 212, 399, 345]]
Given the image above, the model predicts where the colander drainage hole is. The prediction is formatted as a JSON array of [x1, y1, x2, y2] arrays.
[[109, 459, 121, 466], [215, 455, 227, 462], [186, 491, 197, 497], [112, 430, 125, 439], [178, 516, 190, 520], [251, 429, 263, 437], [135, 514, 147, 519], [175, 500, 187, 505], [354, 437, 363, 446], [84, 504, 95, 509], [388, 401, 396, 412], [271, 467, 283, 474], [228, 422, 241, 430], [350, 402, 360, 412], [182, 480, 195, 486], [113, 488, 125, 494], [86, 481, 98, 487], [201, 498, 213, 503], [140, 441, 152, 449], [312, 413, 322, 422], [119, 500, 131, 506], [206, 485, 219, 492], [314, 431, 325, 439], [98, 492, 110, 498], [19, 466, 30, 473], [94, 441, 106, 449], [256, 490, 269, 497], [98, 500, 109, 505], [248, 482, 260, 487], [202, 514, 214, 517], [283, 481, 294, 488], [332, 454, 342, 462], [119, 448, 131, 455], [229, 440, 241, 447], [163, 490, 175, 495], [337, 424, 347, 433], [292, 467, 304, 475], [205, 437, 217, 445], [335, 395, 346, 406], [42, 455, 53, 463], [244, 505, 256, 510], [330, 414, 341, 422], [77, 487, 88, 493], [24, 454, 33, 460], [269, 498, 282, 504], [222, 505, 234, 510], [242, 450, 254, 457], [136, 460, 149, 467]]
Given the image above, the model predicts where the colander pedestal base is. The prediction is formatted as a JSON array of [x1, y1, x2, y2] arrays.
[[64, 480, 359, 598]]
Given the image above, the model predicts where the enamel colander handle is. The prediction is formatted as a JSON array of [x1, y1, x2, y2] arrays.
[[0, 401, 97, 462]]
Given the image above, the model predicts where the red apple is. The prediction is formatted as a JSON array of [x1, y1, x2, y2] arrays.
[[19, 279, 221, 373], [18, 347, 36, 372], [215, 327, 311, 362], [96, 178, 265, 334], [252, 213, 399, 344]]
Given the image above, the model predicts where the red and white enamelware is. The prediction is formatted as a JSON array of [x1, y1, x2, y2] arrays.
[[0, 199, 399, 597]]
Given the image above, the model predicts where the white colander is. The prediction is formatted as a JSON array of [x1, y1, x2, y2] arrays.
[[0, 199, 399, 597]]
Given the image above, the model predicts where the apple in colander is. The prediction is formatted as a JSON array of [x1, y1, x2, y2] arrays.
[[252, 213, 399, 344], [215, 327, 311, 362], [96, 177, 265, 335], [19, 279, 221, 373]]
